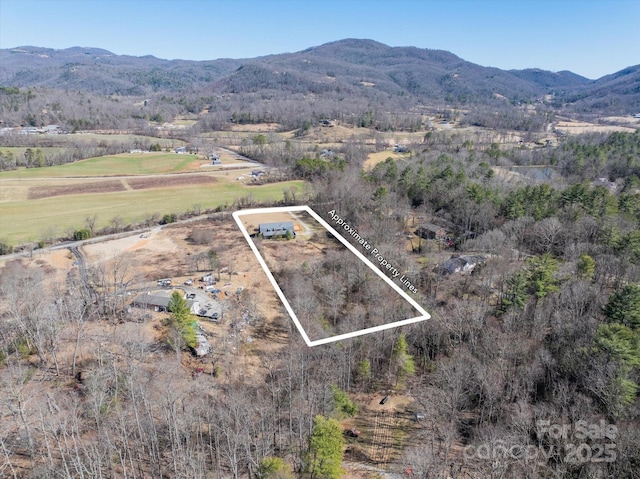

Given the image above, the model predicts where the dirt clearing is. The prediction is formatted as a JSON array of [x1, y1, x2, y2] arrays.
[[28, 180, 126, 199], [127, 175, 218, 189]]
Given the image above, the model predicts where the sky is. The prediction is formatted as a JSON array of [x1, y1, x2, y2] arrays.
[[0, 0, 638, 79]]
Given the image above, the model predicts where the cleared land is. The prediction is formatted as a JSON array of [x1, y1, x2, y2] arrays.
[[555, 120, 637, 135]]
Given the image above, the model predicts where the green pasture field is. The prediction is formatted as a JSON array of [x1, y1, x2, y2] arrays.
[[0, 179, 306, 244], [0, 152, 204, 178]]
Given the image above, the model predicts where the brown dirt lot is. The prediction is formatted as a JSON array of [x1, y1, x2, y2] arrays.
[[28, 180, 126, 199], [127, 175, 218, 189]]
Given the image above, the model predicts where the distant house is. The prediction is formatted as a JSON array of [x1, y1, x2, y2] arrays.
[[592, 177, 617, 192], [259, 221, 296, 238], [131, 293, 200, 314], [438, 255, 486, 275], [252, 169, 266, 177], [415, 223, 446, 240], [210, 153, 221, 165], [42, 124, 62, 134]]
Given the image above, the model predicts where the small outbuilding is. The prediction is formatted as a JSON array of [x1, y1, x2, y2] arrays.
[[415, 223, 446, 240]]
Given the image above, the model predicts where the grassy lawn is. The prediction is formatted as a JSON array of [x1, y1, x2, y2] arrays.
[[363, 151, 405, 170], [0, 152, 204, 178], [0, 180, 306, 244]]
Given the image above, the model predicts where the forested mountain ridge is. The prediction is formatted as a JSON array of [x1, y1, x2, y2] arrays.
[[1, 39, 638, 113], [0, 45, 242, 95]]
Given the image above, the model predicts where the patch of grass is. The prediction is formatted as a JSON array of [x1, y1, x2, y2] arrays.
[[363, 151, 403, 170]]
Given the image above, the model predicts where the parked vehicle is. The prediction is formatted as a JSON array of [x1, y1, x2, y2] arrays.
[[344, 428, 361, 438]]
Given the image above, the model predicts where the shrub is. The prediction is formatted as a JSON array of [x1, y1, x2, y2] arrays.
[[161, 213, 177, 225], [258, 456, 294, 479], [0, 239, 13, 255], [330, 385, 358, 418], [73, 229, 91, 241]]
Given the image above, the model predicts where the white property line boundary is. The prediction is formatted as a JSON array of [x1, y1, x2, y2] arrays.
[[233, 205, 430, 347]]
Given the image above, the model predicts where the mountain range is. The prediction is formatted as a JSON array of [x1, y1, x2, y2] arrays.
[[1, 39, 638, 118]]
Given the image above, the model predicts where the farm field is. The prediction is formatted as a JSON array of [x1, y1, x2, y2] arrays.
[[0, 148, 305, 245], [0, 151, 206, 178], [0, 178, 305, 244]]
